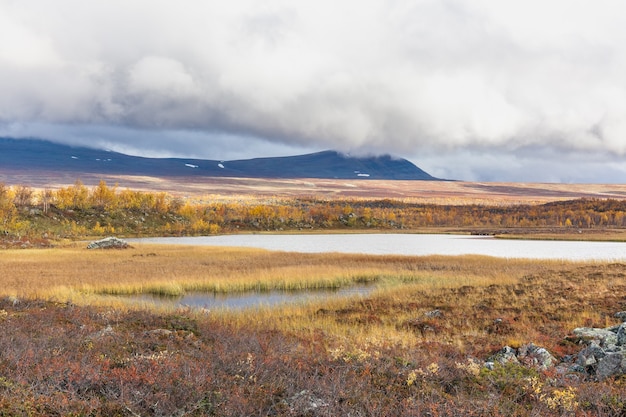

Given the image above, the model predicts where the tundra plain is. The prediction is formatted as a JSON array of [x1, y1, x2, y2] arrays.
[[2, 176, 626, 415]]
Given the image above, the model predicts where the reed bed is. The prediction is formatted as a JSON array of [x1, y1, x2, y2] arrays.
[[192, 255, 618, 352], [1, 243, 616, 352], [0, 244, 556, 302]]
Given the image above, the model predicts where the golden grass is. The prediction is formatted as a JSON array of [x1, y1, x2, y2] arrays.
[[0, 244, 553, 301], [2, 243, 625, 356], [238, 259, 626, 356]]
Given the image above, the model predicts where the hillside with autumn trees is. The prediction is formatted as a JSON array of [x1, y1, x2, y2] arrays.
[[2, 180, 626, 246]]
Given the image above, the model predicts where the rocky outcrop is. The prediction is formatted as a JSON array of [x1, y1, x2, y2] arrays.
[[486, 343, 557, 371], [87, 236, 130, 249], [565, 312, 626, 380], [486, 312, 626, 381]]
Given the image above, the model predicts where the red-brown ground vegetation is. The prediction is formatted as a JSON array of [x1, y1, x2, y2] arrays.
[[2, 261, 626, 415]]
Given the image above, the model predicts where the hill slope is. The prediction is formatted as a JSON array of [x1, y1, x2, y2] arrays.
[[0, 138, 437, 180]]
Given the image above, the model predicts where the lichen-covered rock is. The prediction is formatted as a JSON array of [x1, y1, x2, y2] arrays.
[[87, 237, 130, 249], [616, 324, 626, 346], [486, 346, 520, 368], [569, 318, 626, 380], [572, 327, 618, 348], [596, 352, 626, 381], [424, 309, 443, 318], [485, 314, 626, 380], [577, 344, 605, 368], [517, 343, 557, 370]]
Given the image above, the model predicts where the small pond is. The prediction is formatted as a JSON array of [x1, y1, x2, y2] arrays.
[[123, 285, 375, 311]]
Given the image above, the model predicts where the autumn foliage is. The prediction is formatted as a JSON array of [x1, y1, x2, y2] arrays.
[[2, 180, 626, 245]]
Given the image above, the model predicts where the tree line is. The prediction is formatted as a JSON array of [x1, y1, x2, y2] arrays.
[[2, 180, 626, 242]]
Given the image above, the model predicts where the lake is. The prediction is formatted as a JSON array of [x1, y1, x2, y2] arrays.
[[132, 233, 626, 261], [126, 233, 626, 310]]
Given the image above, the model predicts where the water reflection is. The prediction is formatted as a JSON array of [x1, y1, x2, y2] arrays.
[[125, 285, 374, 311], [131, 234, 626, 261]]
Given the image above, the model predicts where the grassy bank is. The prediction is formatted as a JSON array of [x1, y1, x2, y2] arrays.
[[2, 245, 626, 414], [0, 244, 538, 302]]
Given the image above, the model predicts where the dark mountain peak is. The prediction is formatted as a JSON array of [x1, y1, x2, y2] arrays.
[[0, 138, 439, 180]]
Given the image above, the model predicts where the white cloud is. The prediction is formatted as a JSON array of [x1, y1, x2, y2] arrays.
[[1, 0, 626, 182]]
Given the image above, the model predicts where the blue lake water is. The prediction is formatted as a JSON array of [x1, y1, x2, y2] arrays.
[[132, 233, 626, 261]]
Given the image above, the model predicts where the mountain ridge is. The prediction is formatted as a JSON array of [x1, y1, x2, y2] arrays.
[[0, 138, 438, 180]]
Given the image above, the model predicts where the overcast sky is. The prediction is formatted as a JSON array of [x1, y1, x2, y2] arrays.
[[1, 1, 626, 183]]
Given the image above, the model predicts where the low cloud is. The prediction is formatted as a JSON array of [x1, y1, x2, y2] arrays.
[[1, 1, 625, 182]]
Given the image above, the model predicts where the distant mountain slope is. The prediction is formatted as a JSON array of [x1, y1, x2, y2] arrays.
[[0, 138, 438, 180]]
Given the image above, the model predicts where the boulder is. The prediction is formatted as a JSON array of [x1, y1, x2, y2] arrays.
[[577, 344, 605, 368], [484, 314, 626, 380], [617, 323, 626, 346], [486, 344, 557, 371], [87, 237, 130, 250], [572, 327, 618, 348], [517, 343, 558, 370], [596, 352, 626, 381], [569, 318, 626, 380], [486, 346, 520, 368]]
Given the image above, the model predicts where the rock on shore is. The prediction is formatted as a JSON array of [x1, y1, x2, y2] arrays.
[[86, 237, 130, 250]]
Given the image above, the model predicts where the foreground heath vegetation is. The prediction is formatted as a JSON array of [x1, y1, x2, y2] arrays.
[[2, 246, 626, 415]]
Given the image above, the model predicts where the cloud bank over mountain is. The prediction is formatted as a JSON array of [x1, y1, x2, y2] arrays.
[[1, 1, 625, 182]]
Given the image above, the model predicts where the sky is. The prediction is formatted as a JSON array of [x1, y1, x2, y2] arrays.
[[1, 0, 626, 183]]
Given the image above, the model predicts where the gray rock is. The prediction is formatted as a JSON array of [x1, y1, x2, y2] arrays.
[[484, 313, 626, 380], [87, 237, 130, 250], [424, 309, 443, 318], [577, 344, 605, 368], [488, 346, 520, 366], [617, 324, 626, 346], [596, 352, 626, 381], [573, 327, 618, 348], [284, 390, 328, 414], [568, 317, 626, 379], [517, 343, 557, 370]]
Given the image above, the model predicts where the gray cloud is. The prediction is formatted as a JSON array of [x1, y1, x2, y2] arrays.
[[1, 0, 626, 182]]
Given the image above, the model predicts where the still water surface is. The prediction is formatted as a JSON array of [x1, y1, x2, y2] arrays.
[[134, 234, 626, 261], [128, 234, 626, 310], [128, 285, 374, 311]]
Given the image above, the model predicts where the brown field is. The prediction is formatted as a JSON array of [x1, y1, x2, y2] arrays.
[[4, 169, 626, 204]]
